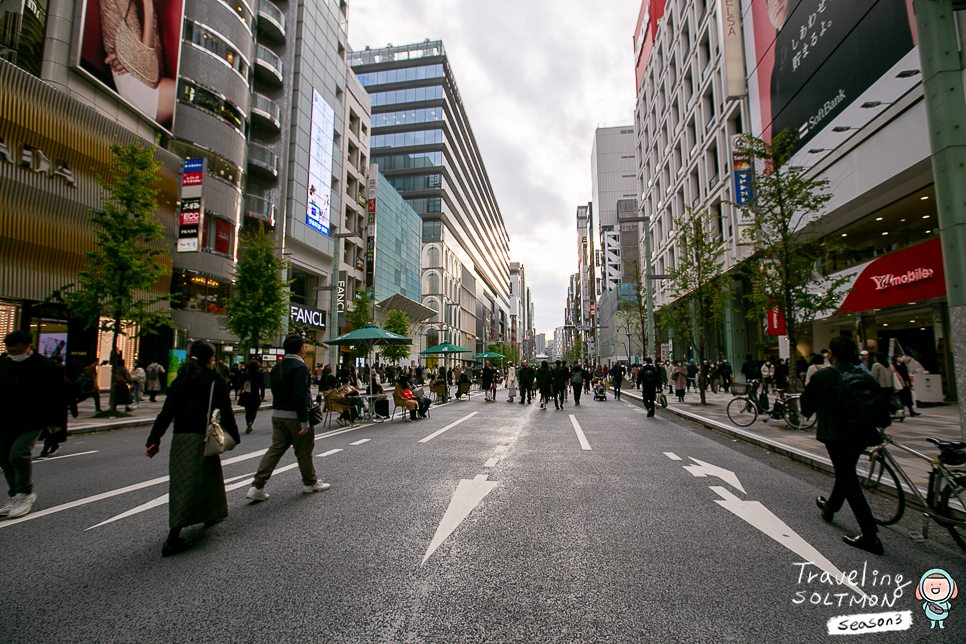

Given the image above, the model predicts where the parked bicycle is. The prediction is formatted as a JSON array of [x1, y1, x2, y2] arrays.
[[860, 433, 966, 552], [726, 380, 812, 430]]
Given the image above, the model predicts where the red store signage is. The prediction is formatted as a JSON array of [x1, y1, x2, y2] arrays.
[[840, 238, 945, 312], [767, 308, 786, 336]]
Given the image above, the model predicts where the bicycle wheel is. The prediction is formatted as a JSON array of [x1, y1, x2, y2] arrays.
[[938, 477, 966, 553], [781, 396, 810, 430], [727, 397, 758, 427], [860, 452, 904, 526]]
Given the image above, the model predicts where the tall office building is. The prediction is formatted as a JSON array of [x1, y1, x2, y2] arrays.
[[509, 262, 534, 359], [591, 127, 639, 293], [348, 40, 511, 355], [576, 204, 595, 360]]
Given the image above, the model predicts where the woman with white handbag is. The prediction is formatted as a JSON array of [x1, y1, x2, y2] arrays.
[[145, 341, 240, 557]]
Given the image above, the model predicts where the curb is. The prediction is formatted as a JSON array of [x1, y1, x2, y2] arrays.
[[66, 402, 274, 436]]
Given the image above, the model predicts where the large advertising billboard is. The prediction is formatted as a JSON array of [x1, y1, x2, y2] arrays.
[[742, 0, 918, 164], [307, 89, 335, 236], [75, 0, 185, 130], [632, 0, 666, 92]]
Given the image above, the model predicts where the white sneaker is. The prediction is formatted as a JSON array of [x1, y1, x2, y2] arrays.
[[7, 493, 35, 518], [0, 494, 19, 517], [246, 486, 269, 501], [302, 482, 331, 494]]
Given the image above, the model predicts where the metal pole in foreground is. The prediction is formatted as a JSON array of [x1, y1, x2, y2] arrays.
[[915, 0, 966, 441]]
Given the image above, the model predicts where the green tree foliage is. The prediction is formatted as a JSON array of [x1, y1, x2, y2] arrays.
[[344, 289, 372, 360], [733, 130, 851, 388], [488, 342, 519, 364], [564, 336, 583, 365], [379, 309, 411, 364], [618, 259, 649, 358], [662, 206, 727, 404], [60, 143, 172, 415], [222, 222, 290, 358]]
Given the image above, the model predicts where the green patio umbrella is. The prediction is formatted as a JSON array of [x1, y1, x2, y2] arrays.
[[323, 325, 412, 397], [470, 351, 505, 360], [420, 342, 470, 355]]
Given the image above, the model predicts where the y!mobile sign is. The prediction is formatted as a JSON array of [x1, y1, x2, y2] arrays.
[[306, 89, 335, 236], [741, 0, 919, 165]]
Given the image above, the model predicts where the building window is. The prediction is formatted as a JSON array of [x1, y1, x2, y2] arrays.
[[372, 107, 444, 127], [370, 85, 444, 107], [371, 129, 443, 148], [373, 151, 443, 171], [407, 197, 441, 214], [179, 80, 248, 136], [427, 273, 440, 294], [357, 64, 444, 86], [427, 247, 440, 267], [184, 20, 250, 79], [387, 174, 442, 192], [0, 2, 48, 76], [422, 220, 441, 242], [170, 272, 231, 314]]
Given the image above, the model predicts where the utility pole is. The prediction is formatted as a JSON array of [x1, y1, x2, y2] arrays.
[[915, 0, 966, 440]]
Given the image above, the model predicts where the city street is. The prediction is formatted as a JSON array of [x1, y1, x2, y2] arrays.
[[2, 394, 962, 643]]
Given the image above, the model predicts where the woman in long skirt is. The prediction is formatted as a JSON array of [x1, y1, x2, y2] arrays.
[[145, 342, 240, 557]]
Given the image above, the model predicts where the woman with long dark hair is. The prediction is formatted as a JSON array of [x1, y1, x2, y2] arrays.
[[535, 361, 553, 410], [145, 341, 240, 557]]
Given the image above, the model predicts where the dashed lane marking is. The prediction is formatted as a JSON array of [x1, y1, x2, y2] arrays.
[[418, 412, 479, 443], [664, 452, 682, 460], [350, 439, 370, 445], [34, 450, 98, 462], [483, 457, 499, 467], [569, 415, 592, 451], [317, 449, 343, 458]]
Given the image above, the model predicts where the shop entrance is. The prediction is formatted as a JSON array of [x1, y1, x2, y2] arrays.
[[876, 327, 937, 373]]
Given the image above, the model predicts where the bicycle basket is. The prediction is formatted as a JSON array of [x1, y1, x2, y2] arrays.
[[731, 382, 750, 396]]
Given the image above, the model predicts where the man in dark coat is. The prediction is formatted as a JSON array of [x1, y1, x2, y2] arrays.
[[517, 360, 535, 404], [551, 360, 571, 410], [800, 335, 883, 556], [719, 359, 733, 393], [0, 330, 66, 518], [639, 357, 660, 418], [685, 360, 698, 392]]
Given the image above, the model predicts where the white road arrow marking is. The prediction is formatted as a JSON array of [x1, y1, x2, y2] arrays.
[[569, 415, 592, 451], [683, 457, 746, 494], [709, 486, 867, 599], [419, 412, 479, 443], [422, 474, 498, 565]]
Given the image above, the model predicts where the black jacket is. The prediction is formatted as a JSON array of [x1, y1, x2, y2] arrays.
[[518, 366, 536, 384], [551, 365, 570, 388], [270, 355, 312, 424], [800, 361, 858, 444], [535, 367, 553, 390], [0, 353, 65, 436], [147, 369, 239, 447], [611, 365, 625, 383]]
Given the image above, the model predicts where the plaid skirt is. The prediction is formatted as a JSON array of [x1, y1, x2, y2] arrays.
[[168, 433, 229, 529]]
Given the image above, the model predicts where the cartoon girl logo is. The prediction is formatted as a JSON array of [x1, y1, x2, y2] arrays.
[[916, 569, 958, 630]]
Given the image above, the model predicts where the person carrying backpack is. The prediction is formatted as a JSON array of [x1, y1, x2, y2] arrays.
[[639, 357, 659, 418], [800, 335, 890, 556]]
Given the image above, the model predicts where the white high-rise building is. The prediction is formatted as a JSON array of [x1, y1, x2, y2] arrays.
[[591, 127, 639, 293]]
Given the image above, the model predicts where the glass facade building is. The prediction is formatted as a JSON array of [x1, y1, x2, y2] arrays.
[[374, 173, 422, 303], [349, 40, 511, 353]]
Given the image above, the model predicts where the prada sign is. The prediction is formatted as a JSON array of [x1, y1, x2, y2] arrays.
[[290, 303, 326, 330]]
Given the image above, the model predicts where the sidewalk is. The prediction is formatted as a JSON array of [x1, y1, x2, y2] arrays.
[[621, 386, 964, 498], [66, 390, 275, 435]]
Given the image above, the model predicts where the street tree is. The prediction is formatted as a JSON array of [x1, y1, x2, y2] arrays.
[[59, 142, 172, 416], [344, 289, 373, 360], [379, 309, 411, 364], [222, 222, 290, 359], [733, 130, 852, 389], [488, 342, 519, 365], [662, 206, 727, 404]]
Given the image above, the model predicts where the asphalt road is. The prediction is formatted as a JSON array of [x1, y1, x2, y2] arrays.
[[1, 393, 963, 643]]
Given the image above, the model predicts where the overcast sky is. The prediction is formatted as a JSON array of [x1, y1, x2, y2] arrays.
[[349, 1, 640, 338]]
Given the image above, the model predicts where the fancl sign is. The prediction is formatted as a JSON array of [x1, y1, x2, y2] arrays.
[[290, 303, 326, 330]]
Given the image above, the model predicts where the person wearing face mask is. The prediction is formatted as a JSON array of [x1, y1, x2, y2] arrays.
[[0, 330, 66, 519]]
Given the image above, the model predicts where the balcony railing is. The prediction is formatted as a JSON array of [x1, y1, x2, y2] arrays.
[[248, 143, 279, 180], [250, 93, 281, 132], [245, 194, 277, 224], [254, 44, 283, 86], [258, 0, 286, 42]]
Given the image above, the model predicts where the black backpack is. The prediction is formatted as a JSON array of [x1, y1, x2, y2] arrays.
[[641, 366, 658, 387], [836, 366, 891, 445]]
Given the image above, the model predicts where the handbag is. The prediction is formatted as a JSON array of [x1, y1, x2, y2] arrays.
[[114, 0, 160, 88], [204, 382, 236, 457], [309, 400, 324, 426]]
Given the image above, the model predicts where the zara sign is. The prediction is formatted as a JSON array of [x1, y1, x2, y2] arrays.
[[290, 303, 326, 330]]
